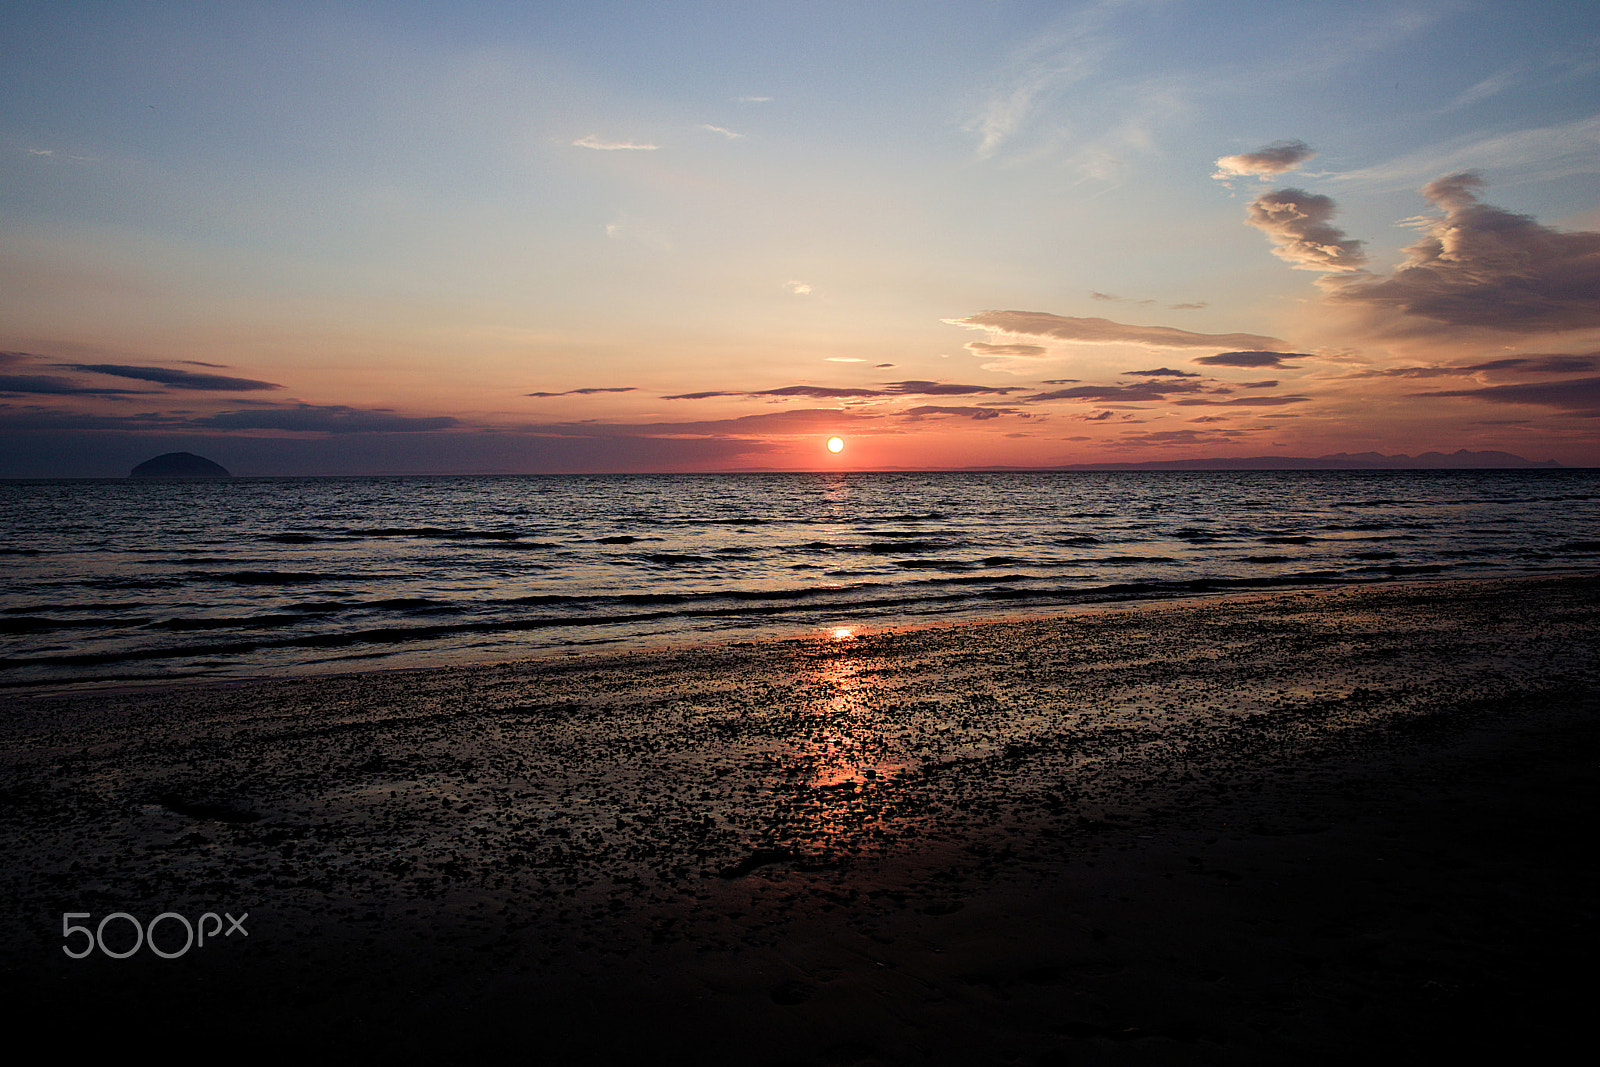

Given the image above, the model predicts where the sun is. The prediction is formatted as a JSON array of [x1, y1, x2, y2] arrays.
[[826, 436, 845, 454]]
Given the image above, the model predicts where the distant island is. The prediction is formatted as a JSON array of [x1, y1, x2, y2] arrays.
[[128, 452, 232, 478]]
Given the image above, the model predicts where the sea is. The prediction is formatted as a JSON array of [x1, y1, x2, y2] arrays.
[[3, 469, 1597, 692]]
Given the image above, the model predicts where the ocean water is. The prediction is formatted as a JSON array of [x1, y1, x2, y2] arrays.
[[2, 469, 1597, 691]]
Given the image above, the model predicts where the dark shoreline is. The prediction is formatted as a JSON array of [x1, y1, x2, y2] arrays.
[[3, 575, 1597, 1063]]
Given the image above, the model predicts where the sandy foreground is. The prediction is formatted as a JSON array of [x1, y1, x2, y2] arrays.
[[2, 575, 1597, 1064]]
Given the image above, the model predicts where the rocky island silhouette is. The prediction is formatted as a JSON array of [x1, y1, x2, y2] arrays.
[[128, 452, 231, 478]]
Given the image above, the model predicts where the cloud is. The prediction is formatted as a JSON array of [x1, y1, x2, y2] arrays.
[[1340, 354, 1600, 379], [1327, 173, 1600, 332], [663, 381, 1018, 401], [1213, 140, 1316, 180], [663, 385, 884, 400], [0, 407, 187, 430], [1168, 301, 1208, 310], [1408, 376, 1600, 416], [542, 408, 885, 438], [1244, 188, 1367, 271], [62, 363, 282, 391], [1124, 367, 1199, 377], [762, 385, 887, 399], [525, 387, 636, 397], [1023, 384, 1176, 403], [948, 310, 1283, 351], [734, 96, 772, 103], [1445, 69, 1519, 112], [881, 380, 1019, 396], [199, 404, 461, 434], [572, 135, 659, 151], [964, 15, 1110, 161], [1111, 428, 1255, 450], [0, 374, 150, 396], [904, 406, 1011, 421], [784, 280, 813, 295], [1193, 351, 1308, 368], [961, 2, 1187, 178], [1333, 114, 1600, 193], [701, 125, 742, 139], [1170, 396, 1313, 407], [965, 342, 1048, 358]]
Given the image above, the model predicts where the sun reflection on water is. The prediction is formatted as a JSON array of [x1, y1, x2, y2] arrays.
[[753, 635, 913, 856]]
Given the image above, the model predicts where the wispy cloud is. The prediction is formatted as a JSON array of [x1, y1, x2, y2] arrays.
[[700, 124, 742, 139], [784, 280, 813, 295], [1194, 351, 1309, 369], [947, 310, 1284, 351], [663, 381, 1020, 401], [572, 135, 659, 151], [1024, 383, 1186, 403], [1443, 68, 1520, 111], [665, 385, 882, 401], [904, 405, 1017, 421], [1110, 427, 1260, 450], [1338, 355, 1600, 379], [1331, 114, 1600, 192], [524, 387, 637, 398], [1408, 376, 1600, 416], [0, 374, 149, 396], [885, 380, 1019, 397], [60, 363, 282, 391], [1171, 395, 1312, 407], [200, 404, 461, 434], [965, 342, 1048, 358], [962, 0, 1125, 162]]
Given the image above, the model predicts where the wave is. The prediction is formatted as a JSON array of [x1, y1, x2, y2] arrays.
[[204, 570, 335, 585], [352, 527, 529, 540], [146, 614, 311, 631], [0, 615, 146, 634], [4, 469, 1596, 690]]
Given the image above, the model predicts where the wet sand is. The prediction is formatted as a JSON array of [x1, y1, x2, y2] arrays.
[[2, 575, 1597, 1064]]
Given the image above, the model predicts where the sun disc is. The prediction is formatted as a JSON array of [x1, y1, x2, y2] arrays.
[[826, 436, 845, 453]]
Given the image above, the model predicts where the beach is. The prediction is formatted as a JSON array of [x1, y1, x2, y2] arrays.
[[3, 574, 1596, 1063]]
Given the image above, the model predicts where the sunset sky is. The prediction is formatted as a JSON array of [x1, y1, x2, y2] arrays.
[[3, 0, 1597, 476]]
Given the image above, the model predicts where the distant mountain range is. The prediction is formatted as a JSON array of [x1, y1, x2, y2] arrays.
[[1041, 449, 1564, 471]]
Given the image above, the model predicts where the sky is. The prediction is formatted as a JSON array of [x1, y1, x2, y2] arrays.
[[2, 0, 1598, 476]]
